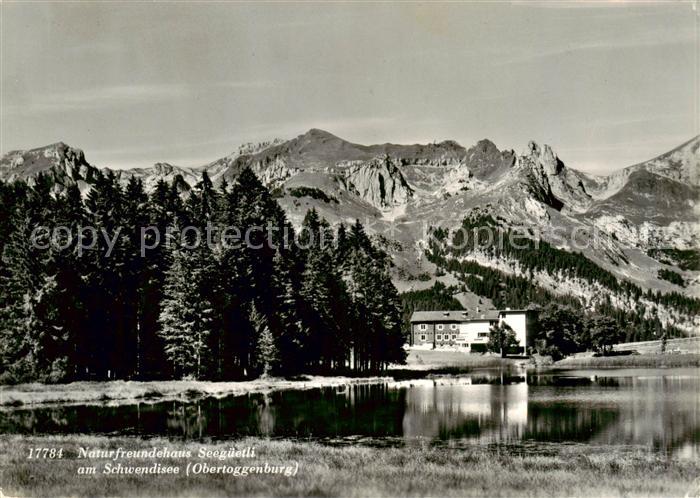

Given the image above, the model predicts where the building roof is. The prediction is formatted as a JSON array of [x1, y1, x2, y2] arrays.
[[410, 310, 500, 323]]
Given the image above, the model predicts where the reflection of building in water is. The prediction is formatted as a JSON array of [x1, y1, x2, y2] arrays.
[[401, 377, 528, 443]]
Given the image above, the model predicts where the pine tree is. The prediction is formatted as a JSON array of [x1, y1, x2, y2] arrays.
[[0, 182, 68, 383], [0, 211, 43, 382], [344, 223, 406, 372], [220, 167, 300, 378], [297, 209, 348, 372], [272, 249, 306, 374], [251, 304, 279, 378], [158, 243, 214, 379], [83, 170, 129, 379]]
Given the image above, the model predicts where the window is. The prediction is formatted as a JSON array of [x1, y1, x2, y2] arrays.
[[450, 324, 457, 330], [437, 324, 444, 331], [452, 334, 457, 340], [436, 334, 442, 341], [420, 334, 426, 341], [478, 332, 489, 337], [419, 324, 427, 331]]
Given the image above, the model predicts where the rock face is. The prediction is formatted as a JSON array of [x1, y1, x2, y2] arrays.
[[0, 142, 99, 194], [338, 156, 414, 208], [514, 141, 591, 212]]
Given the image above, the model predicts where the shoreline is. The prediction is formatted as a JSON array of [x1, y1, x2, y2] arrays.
[[2, 352, 698, 408], [550, 352, 700, 369], [1, 435, 696, 497], [0, 375, 392, 408]]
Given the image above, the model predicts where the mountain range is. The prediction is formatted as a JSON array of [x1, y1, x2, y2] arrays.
[[1, 129, 698, 331]]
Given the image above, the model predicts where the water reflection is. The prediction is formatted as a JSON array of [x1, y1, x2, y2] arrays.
[[401, 379, 529, 442], [0, 368, 698, 456]]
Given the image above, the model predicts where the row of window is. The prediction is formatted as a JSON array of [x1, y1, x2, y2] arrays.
[[417, 324, 458, 331], [419, 334, 458, 341]]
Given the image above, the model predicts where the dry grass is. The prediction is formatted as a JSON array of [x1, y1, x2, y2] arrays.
[[402, 349, 520, 370], [553, 353, 700, 369], [0, 435, 696, 497]]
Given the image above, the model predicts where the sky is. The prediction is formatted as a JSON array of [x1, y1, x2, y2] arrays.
[[0, 1, 697, 175]]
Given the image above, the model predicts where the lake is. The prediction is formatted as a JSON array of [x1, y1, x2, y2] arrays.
[[1, 368, 698, 457]]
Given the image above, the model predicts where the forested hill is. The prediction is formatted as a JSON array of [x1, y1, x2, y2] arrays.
[[422, 210, 700, 342], [0, 169, 406, 384]]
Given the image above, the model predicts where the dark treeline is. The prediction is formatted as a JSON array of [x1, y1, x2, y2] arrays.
[[647, 248, 700, 271], [0, 169, 406, 384]]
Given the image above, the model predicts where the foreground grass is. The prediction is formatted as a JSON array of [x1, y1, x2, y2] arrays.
[[0, 435, 696, 497], [553, 353, 700, 369], [0, 376, 391, 407]]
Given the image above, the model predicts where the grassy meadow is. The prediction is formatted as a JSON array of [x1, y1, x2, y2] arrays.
[[404, 348, 700, 371], [1, 435, 697, 498], [401, 349, 522, 369], [552, 353, 700, 369]]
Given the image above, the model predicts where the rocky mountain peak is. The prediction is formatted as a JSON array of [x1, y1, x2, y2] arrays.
[[33, 142, 87, 167], [0, 141, 97, 193], [293, 128, 347, 151], [465, 139, 515, 181], [523, 140, 563, 176], [1, 133, 698, 305], [514, 141, 591, 212], [475, 138, 499, 154], [153, 162, 176, 176], [303, 128, 339, 140]]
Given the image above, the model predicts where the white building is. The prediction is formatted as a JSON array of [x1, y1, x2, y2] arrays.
[[409, 308, 535, 354]]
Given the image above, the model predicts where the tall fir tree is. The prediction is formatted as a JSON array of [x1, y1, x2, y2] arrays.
[[158, 241, 214, 379], [250, 304, 279, 377]]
